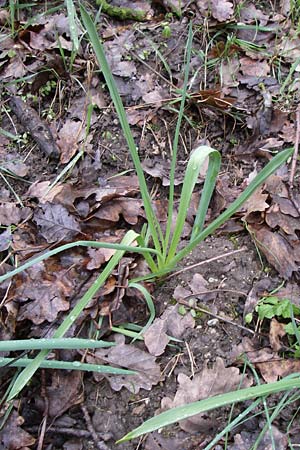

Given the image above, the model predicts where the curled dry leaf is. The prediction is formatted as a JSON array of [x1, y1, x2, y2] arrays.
[[269, 318, 286, 352], [87, 335, 161, 393], [231, 337, 300, 382], [229, 426, 287, 450], [144, 304, 195, 356], [161, 357, 252, 433]]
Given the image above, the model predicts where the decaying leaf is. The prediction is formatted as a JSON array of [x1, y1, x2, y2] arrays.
[[45, 371, 83, 418], [161, 357, 252, 432], [173, 273, 216, 303], [57, 119, 86, 164], [34, 203, 81, 243], [87, 335, 161, 393], [144, 303, 194, 356], [228, 426, 287, 450], [231, 337, 300, 382], [269, 318, 286, 351], [210, 0, 234, 22], [249, 223, 300, 279], [0, 409, 36, 449], [12, 262, 72, 324], [0, 203, 31, 226]]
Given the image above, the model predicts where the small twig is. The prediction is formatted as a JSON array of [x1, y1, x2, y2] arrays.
[[81, 405, 112, 450], [27, 426, 112, 440], [165, 247, 247, 280], [177, 298, 260, 336], [183, 288, 248, 299], [37, 370, 49, 450], [289, 106, 300, 186]]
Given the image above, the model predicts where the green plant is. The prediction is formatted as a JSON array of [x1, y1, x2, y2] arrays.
[[0, 4, 294, 428]]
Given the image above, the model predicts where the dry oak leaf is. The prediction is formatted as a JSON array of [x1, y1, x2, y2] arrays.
[[13, 262, 71, 324], [88, 334, 161, 393], [57, 119, 85, 164], [210, 0, 234, 22], [144, 304, 195, 356], [33, 203, 81, 243], [0, 409, 35, 449], [0, 202, 31, 226], [45, 370, 83, 418], [269, 318, 286, 352], [161, 357, 252, 433], [230, 337, 300, 383], [248, 223, 300, 279], [229, 426, 287, 450]]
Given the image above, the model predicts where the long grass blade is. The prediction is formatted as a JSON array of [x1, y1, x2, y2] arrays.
[[118, 372, 300, 442], [0, 338, 115, 351], [0, 357, 135, 375], [65, 0, 79, 51], [163, 22, 193, 258], [166, 146, 220, 263], [170, 147, 294, 267], [80, 5, 163, 259], [0, 239, 158, 284]]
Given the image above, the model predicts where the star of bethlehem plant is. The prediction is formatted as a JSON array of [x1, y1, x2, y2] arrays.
[[0, 3, 294, 434]]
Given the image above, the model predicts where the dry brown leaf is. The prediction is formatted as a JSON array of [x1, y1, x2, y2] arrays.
[[34, 203, 81, 243], [231, 337, 300, 382], [0, 409, 36, 449], [240, 57, 270, 77], [144, 304, 195, 356], [229, 426, 287, 450], [239, 3, 269, 25], [144, 318, 169, 356], [265, 206, 300, 240], [145, 433, 183, 450], [57, 119, 85, 164], [13, 262, 72, 324], [0, 228, 12, 251], [248, 223, 300, 279], [243, 188, 269, 217], [88, 335, 161, 393], [0, 203, 31, 226], [45, 371, 83, 417], [210, 0, 234, 22], [93, 198, 144, 225], [269, 318, 286, 351], [161, 357, 252, 432], [173, 273, 216, 302]]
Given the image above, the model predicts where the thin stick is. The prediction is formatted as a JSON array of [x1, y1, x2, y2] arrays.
[[81, 405, 112, 450], [289, 106, 300, 186], [165, 247, 247, 279], [177, 298, 258, 336], [27, 426, 112, 439]]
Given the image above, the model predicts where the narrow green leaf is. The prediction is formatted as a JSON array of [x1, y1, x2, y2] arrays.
[[65, 0, 79, 51], [0, 357, 135, 375], [0, 338, 115, 352], [171, 147, 294, 267], [166, 146, 220, 263], [118, 373, 300, 442], [80, 4, 163, 259], [0, 239, 159, 284]]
